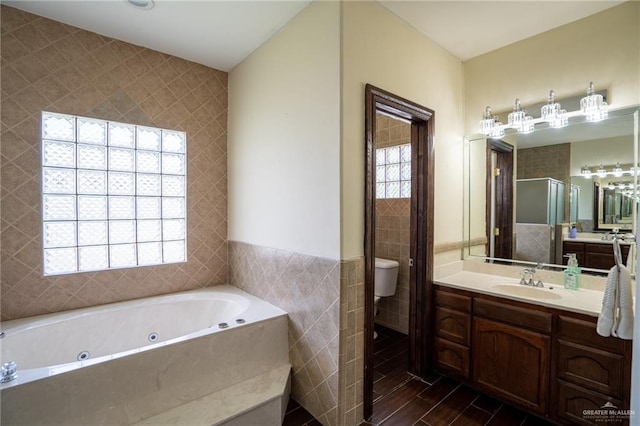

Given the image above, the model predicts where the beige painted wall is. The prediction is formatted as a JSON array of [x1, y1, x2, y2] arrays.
[[464, 1, 640, 134], [228, 1, 341, 259], [464, 1, 640, 252], [341, 1, 465, 260]]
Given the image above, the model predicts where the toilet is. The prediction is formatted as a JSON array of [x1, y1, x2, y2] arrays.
[[374, 257, 399, 338]]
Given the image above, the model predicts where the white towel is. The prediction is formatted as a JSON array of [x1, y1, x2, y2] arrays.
[[598, 265, 634, 339], [625, 242, 636, 275], [613, 264, 634, 340], [597, 266, 617, 337]]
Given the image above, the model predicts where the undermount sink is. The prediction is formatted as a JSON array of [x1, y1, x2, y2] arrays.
[[491, 284, 562, 300]]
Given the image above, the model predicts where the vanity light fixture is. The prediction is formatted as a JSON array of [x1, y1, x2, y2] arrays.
[[541, 90, 569, 129], [520, 113, 535, 134], [580, 82, 608, 122], [581, 165, 592, 178], [480, 106, 495, 134], [613, 163, 624, 178], [507, 99, 526, 130], [503, 98, 534, 134], [489, 116, 505, 139], [597, 164, 608, 178], [479, 81, 608, 136]]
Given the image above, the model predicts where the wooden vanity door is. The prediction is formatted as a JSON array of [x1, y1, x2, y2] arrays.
[[472, 317, 550, 415]]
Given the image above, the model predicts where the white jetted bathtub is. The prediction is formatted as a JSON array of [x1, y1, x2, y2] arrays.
[[1, 285, 290, 425]]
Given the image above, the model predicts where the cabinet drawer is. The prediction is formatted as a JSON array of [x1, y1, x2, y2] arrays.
[[435, 288, 471, 312], [584, 243, 630, 255], [584, 252, 618, 270], [557, 316, 625, 354], [563, 241, 584, 252], [555, 380, 625, 426], [435, 306, 470, 345], [556, 340, 624, 398], [473, 298, 552, 333], [434, 337, 469, 379]]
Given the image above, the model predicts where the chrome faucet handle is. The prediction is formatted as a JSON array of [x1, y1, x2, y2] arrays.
[[1, 361, 17, 383], [520, 270, 531, 285], [534, 280, 544, 288]]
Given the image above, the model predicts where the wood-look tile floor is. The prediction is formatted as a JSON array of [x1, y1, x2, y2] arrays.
[[283, 397, 323, 426], [283, 325, 556, 426]]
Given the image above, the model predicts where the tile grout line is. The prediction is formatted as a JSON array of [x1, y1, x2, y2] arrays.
[[416, 383, 461, 424], [482, 404, 503, 426], [447, 393, 481, 426], [472, 399, 502, 416], [374, 377, 419, 425]]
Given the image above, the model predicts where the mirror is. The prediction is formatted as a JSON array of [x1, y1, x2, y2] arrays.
[[464, 105, 639, 274]]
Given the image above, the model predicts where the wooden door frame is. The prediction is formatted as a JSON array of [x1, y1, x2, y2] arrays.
[[485, 139, 514, 259], [364, 84, 435, 420]]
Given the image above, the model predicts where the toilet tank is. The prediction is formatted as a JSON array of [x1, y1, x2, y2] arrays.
[[374, 257, 399, 297]]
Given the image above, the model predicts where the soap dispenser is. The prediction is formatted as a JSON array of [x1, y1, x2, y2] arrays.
[[563, 253, 580, 290], [569, 224, 577, 239]]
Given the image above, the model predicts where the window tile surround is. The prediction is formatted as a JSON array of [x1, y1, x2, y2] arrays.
[[41, 112, 187, 275], [0, 5, 227, 320]]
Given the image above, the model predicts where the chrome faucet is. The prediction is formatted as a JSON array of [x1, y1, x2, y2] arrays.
[[520, 267, 544, 287], [1, 361, 17, 383], [520, 268, 532, 285]]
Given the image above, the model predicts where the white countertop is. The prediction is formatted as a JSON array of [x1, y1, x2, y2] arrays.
[[434, 270, 604, 317]]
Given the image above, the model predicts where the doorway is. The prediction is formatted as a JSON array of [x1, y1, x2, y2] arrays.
[[485, 140, 514, 259], [364, 84, 435, 420]]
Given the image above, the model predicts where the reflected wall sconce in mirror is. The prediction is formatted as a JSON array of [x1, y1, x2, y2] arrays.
[[613, 163, 624, 177], [481, 82, 608, 138], [605, 181, 638, 198], [597, 164, 608, 178], [581, 163, 635, 179]]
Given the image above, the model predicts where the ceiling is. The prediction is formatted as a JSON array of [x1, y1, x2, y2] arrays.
[[379, 1, 625, 61], [3, 0, 625, 72]]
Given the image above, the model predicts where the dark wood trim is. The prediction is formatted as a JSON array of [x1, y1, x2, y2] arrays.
[[485, 139, 514, 259], [593, 181, 601, 230], [364, 84, 435, 420]]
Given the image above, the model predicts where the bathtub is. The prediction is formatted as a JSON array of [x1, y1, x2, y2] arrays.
[[1, 285, 290, 425]]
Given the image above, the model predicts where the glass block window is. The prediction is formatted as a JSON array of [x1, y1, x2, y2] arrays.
[[41, 112, 187, 276], [376, 143, 411, 199]]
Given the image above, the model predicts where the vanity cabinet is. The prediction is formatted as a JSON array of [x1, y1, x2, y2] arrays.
[[472, 299, 551, 415], [433, 285, 632, 425], [433, 289, 471, 379], [552, 315, 632, 426], [562, 241, 630, 270]]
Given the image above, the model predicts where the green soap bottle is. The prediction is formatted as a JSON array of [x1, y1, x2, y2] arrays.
[[563, 253, 580, 290]]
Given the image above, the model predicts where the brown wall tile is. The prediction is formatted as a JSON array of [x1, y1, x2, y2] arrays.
[[0, 5, 228, 320], [229, 241, 341, 425]]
